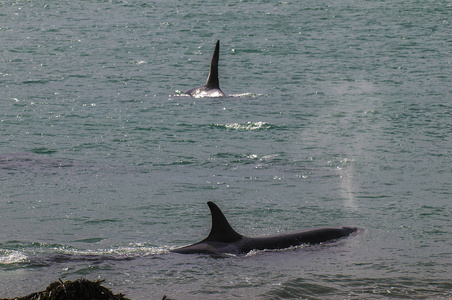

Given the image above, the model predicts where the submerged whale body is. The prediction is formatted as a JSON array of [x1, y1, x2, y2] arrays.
[[171, 202, 358, 255], [184, 40, 226, 98]]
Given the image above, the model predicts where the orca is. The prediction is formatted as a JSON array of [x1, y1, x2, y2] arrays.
[[171, 202, 359, 255], [184, 40, 227, 98]]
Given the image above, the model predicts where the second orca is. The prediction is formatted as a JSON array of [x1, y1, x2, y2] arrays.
[[184, 40, 226, 98]]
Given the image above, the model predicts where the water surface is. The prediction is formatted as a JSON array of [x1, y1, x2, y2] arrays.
[[1, 0, 451, 299]]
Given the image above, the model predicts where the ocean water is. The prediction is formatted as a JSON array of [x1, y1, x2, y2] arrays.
[[1, 0, 451, 299]]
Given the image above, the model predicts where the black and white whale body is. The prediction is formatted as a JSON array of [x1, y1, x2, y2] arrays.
[[171, 202, 358, 255], [184, 40, 226, 98]]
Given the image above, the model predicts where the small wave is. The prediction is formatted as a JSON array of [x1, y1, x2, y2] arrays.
[[171, 91, 261, 98], [31, 148, 58, 155], [66, 244, 170, 257], [245, 244, 310, 257], [127, 60, 147, 65], [1, 242, 169, 267], [214, 121, 271, 131], [171, 90, 188, 97], [42, 242, 170, 259], [171, 90, 224, 98], [0, 250, 29, 264], [246, 153, 280, 161], [227, 92, 262, 98]]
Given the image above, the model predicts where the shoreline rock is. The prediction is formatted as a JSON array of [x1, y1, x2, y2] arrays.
[[1, 278, 171, 300]]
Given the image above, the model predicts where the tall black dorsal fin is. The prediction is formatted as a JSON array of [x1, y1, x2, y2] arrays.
[[205, 40, 220, 89], [205, 201, 242, 242]]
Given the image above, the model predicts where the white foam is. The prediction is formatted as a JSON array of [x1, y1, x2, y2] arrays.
[[0, 251, 29, 264], [223, 121, 269, 131], [58, 244, 170, 258]]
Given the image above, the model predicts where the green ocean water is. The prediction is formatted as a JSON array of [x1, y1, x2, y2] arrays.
[[1, 0, 451, 299]]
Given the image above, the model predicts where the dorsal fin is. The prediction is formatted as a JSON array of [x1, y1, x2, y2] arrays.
[[205, 201, 242, 242], [205, 40, 221, 89]]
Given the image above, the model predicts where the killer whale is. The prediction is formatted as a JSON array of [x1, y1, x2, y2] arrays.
[[184, 40, 227, 98], [171, 202, 359, 255]]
